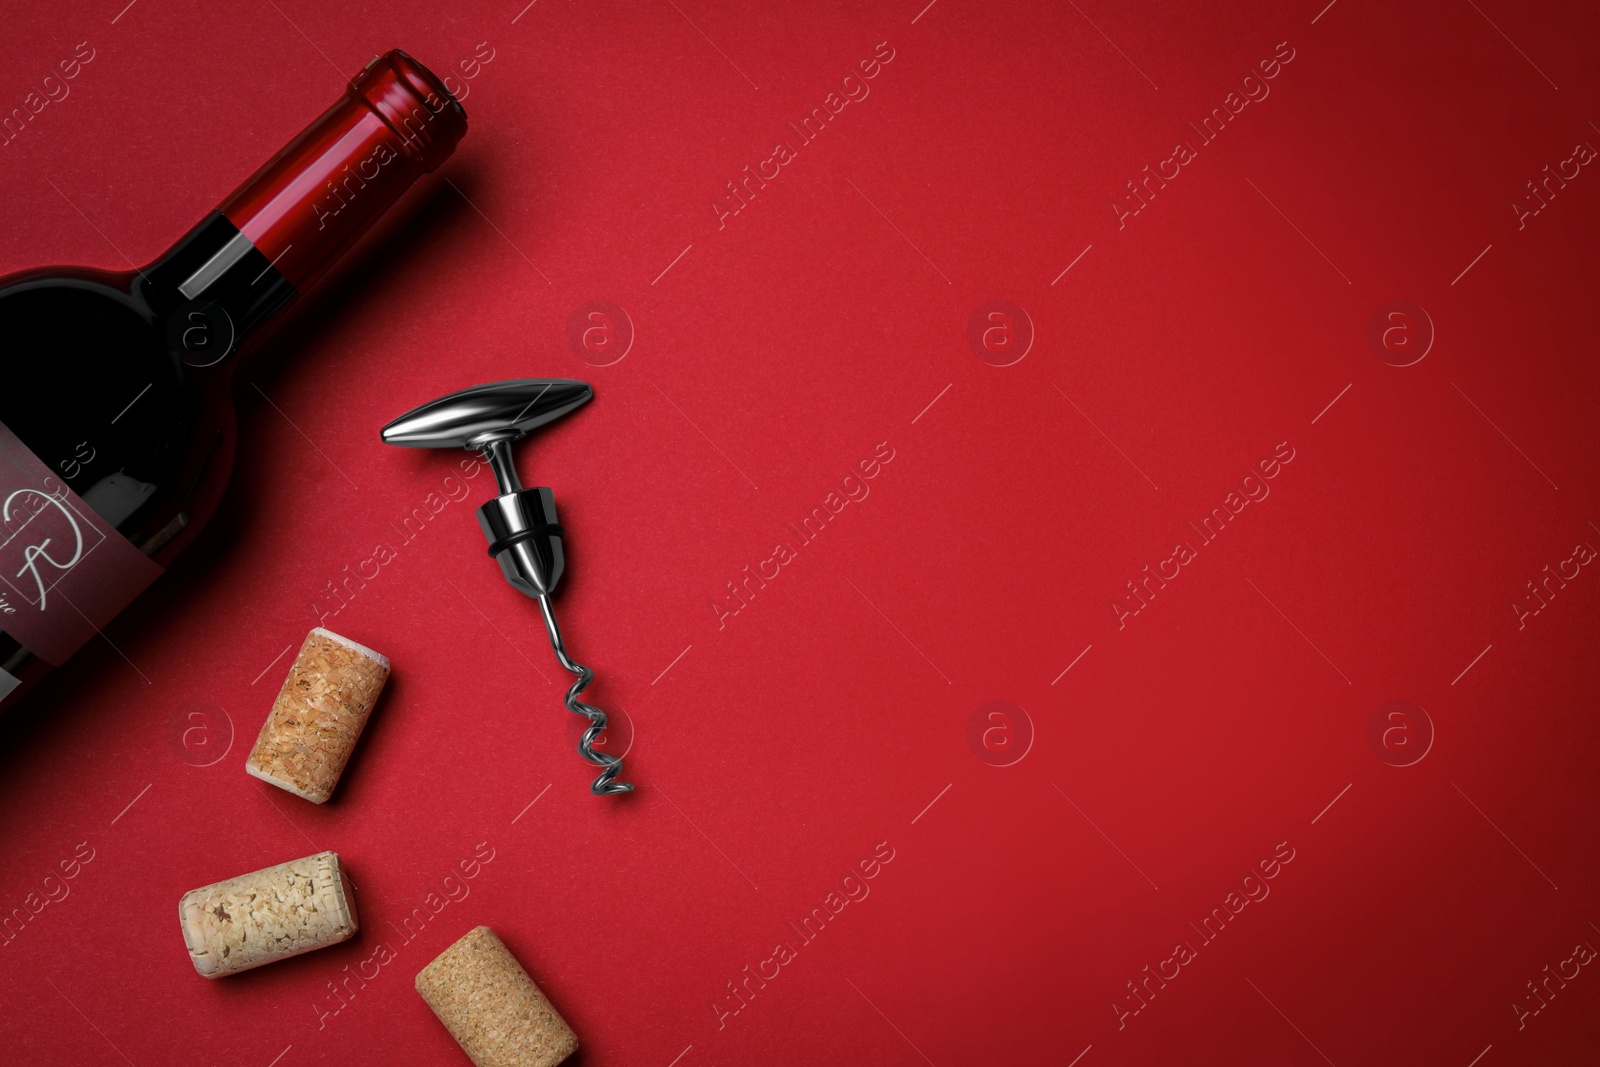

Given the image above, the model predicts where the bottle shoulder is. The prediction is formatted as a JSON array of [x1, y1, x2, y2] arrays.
[[0, 265, 140, 295], [0, 268, 152, 331], [0, 266, 200, 519]]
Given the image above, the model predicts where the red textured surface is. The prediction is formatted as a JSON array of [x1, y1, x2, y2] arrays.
[[3, 2, 1599, 1065]]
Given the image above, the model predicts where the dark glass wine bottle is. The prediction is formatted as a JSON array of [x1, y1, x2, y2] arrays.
[[0, 49, 466, 711]]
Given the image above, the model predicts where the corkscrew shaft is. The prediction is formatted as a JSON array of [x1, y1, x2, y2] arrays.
[[536, 594, 633, 795]]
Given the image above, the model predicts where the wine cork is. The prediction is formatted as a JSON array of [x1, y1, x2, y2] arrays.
[[180, 850, 358, 978], [246, 627, 390, 803], [416, 926, 579, 1067]]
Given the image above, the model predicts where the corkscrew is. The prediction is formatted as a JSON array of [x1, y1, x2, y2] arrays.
[[380, 379, 634, 796]]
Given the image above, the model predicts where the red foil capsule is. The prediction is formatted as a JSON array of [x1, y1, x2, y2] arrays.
[[219, 50, 467, 291]]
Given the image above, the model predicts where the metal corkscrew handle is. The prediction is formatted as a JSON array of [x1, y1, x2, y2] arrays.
[[380, 379, 635, 796]]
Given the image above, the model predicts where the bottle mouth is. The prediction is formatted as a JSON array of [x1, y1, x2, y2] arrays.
[[350, 49, 468, 171]]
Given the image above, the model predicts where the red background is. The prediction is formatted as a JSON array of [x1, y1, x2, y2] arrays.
[[3, 1, 1599, 1064]]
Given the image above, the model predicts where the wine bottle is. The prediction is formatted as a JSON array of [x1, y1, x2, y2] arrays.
[[0, 49, 466, 711]]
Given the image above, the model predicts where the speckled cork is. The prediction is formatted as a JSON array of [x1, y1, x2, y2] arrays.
[[179, 851, 358, 978], [245, 627, 390, 803], [415, 926, 579, 1067]]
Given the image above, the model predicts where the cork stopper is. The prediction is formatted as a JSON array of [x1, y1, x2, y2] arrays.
[[245, 628, 391, 803], [179, 850, 358, 978], [415, 926, 579, 1067]]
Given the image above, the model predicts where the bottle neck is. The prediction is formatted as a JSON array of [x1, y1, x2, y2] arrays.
[[144, 50, 466, 367], [143, 212, 296, 366]]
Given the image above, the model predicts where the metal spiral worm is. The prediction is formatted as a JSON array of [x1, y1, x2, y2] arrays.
[[536, 594, 634, 795]]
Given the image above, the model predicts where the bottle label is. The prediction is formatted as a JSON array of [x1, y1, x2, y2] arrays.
[[0, 421, 163, 666]]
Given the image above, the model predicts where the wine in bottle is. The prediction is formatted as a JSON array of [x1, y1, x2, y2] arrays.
[[0, 49, 467, 712]]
